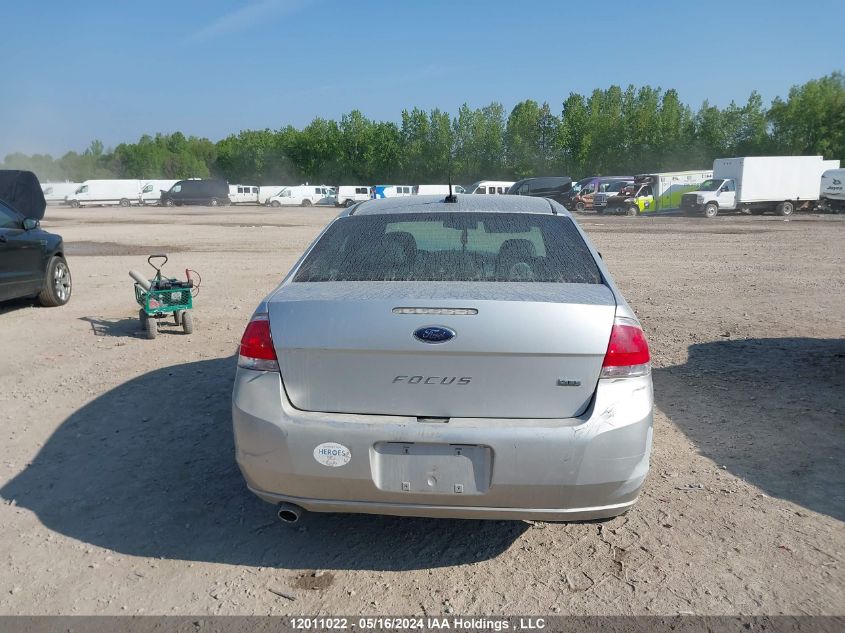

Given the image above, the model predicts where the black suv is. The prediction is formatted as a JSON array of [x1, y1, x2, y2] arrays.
[[0, 170, 71, 306], [160, 179, 230, 206], [507, 177, 572, 204]]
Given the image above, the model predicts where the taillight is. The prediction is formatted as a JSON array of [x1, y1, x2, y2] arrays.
[[238, 314, 279, 371], [600, 317, 650, 379]]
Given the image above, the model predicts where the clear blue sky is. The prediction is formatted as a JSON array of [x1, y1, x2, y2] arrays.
[[2, 0, 843, 157]]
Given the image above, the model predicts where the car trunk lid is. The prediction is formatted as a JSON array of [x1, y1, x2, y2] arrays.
[[268, 281, 616, 419]]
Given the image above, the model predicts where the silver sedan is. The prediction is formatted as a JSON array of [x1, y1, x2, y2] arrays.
[[232, 194, 653, 522]]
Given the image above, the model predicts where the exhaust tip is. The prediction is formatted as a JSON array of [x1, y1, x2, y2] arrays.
[[277, 503, 302, 524]]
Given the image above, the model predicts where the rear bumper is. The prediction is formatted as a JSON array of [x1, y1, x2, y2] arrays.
[[248, 490, 638, 521], [232, 370, 653, 521]]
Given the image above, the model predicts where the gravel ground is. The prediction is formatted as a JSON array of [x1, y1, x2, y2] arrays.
[[0, 205, 842, 616]]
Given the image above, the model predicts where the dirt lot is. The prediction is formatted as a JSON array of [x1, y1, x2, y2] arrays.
[[0, 205, 843, 616]]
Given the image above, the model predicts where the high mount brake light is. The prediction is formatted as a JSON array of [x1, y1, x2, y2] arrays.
[[600, 318, 650, 379], [238, 314, 279, 372]]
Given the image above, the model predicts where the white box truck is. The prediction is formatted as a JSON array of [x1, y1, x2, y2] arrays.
[[680, 156, 842, 218], [604, 170, 713, 215], [41, 182, 82, 204], [140, 180, 179, 205], [67, 179, 142, 207], [819, 168, 845, 213]]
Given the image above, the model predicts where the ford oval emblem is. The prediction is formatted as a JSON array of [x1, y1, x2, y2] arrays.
[[413, 326, 456, 344]]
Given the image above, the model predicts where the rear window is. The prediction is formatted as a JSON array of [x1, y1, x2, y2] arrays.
[[294, 212, 602, 283]]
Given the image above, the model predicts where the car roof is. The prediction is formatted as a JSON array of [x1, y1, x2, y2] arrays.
[[343, 194, 569, 217], [512, 176, 571, 185]]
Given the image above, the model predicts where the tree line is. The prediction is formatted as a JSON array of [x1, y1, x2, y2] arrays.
[[4, 73, 843, 186]]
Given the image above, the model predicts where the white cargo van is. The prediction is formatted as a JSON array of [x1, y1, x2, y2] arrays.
[[41, 182, 81, 204], [819, 168, 845, 213], [681, 156, 842, 218], [335, 186, 372, 207], [267, 185, 336, 207], [258, 186, 285, 205], [67, 180, 142, 207], [372, 185, 413, 198], [229, 184, 260, 204], [413, 184, 466, 195], [140, 180, 179, 205], [466, 181, 515, 195]]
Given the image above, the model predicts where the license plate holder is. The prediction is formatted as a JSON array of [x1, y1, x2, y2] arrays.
[[372, 442, 492, 495]]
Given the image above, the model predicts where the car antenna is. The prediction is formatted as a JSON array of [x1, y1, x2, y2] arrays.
[[445, 158, 457, 203]]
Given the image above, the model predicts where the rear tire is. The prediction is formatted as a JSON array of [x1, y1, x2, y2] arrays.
[[626, 205, 639, 216], [174, 310, 182, 326], [703, 203, 719, 219], [343, 199, 354, 208], [776, 201, 794, 216], [119, 198, 131, 207], [145, 314, 158, 339], [181, 311, 194, 335], [301, 199, 312, 208], [38, 256, 72, 307]]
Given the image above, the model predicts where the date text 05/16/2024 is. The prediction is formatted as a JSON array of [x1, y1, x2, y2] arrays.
[[290, 617, 546, 631]]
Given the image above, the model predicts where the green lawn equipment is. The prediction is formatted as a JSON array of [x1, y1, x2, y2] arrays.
[[130, 254, 200, 340]]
